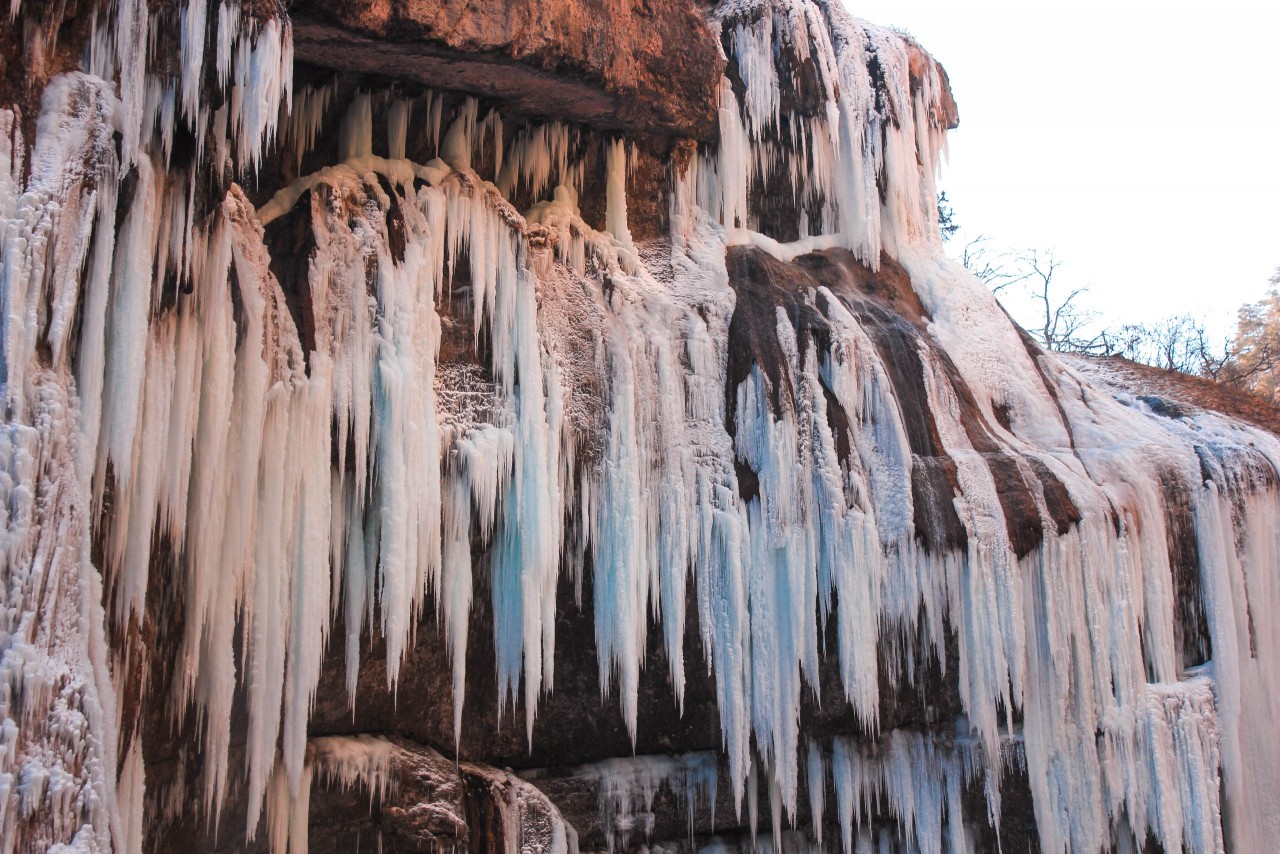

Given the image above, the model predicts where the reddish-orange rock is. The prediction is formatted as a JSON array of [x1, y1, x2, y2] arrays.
[[289, 0, 726, 140]]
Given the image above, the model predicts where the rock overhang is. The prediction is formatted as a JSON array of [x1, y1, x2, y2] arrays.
[[288, 0, 728, 141]]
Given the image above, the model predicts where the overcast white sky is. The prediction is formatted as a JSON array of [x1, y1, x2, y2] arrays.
[[845, 0, 1280, 340]]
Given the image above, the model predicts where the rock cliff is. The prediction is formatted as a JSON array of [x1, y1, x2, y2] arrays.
[[0, 1, 1276, 852]]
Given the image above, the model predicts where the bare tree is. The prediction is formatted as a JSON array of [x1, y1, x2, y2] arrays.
[[963, 237, 1251, 383], [961, 236, 1031, 295], [1108, 315, 1232, 377], [1018, 250, 1105, 353], [962, 242, 1103, 352], [1190, 324, 1234, 382]]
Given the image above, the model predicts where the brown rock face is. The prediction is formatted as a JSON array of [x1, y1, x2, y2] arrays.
[[299, 736, 574, 853], [289, 0, 725, 140], [904, 40, 960, 131]]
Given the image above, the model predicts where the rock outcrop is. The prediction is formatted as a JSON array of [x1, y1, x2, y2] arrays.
[[288, 0, 725, 140]]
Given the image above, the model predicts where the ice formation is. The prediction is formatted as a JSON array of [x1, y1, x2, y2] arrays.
[[1, 0, 1278, 851], [266, 735, 576, 854], [570, 752, 721, 850]]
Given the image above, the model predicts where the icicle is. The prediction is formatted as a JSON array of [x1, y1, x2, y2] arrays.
[[604, 137, 636, 270], [117, 737, 146, 854], [229, 14, 294, 172], [178, 0, 209, 122], [338, 92, 372, 161], [806, 740, 825, 846], [440, 98, 478, 170], [386, 97, 410, 161]]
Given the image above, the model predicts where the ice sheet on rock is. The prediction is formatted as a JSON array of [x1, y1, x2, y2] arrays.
[[567, 752, 720, 851], [0, 83, 124, 852], [267, 735, 579, 854], [694, 0, 949, 265], [465, 761, 579, 854]]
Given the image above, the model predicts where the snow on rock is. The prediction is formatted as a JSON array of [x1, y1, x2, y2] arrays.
[[0, 0, 1277, 851]]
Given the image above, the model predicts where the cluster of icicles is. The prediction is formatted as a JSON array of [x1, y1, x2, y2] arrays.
[[567, 735, 997, 854], [1, 0, 1278, 851]]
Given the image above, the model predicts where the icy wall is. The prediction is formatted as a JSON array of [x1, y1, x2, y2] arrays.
[[1, 0, 1278, 851]]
